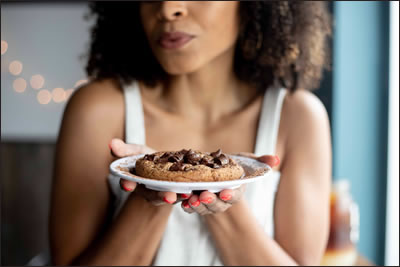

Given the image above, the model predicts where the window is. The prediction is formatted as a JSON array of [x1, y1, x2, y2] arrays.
[[385, 2, 399, 266]]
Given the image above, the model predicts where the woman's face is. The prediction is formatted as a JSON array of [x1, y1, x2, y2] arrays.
[[140, 1, 241, 75]]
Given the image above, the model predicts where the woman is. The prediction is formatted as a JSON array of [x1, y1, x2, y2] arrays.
[[49, 1, 332, 265]]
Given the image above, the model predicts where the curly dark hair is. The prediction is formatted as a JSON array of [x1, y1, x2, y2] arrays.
[[85, 1, 332, 93]]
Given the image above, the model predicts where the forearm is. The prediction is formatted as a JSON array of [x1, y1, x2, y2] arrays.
[[72, 193, 172, 266], [204, 200, 297, 266]]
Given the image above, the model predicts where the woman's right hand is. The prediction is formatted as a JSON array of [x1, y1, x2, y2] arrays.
[[109, 138, 189, 205]]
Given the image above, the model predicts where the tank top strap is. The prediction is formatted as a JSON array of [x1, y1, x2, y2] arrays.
[[123, 80, 146, 145], [254, 87, 287, 156]]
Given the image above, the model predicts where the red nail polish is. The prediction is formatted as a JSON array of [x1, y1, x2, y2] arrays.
[[220, 195, 231, 201], [274, 156, 280, 166], [122, 184, 133, 192], [183, 200, 190, 209], [163, 197, 174, 204], [181, 194, 190, 199], [200, 197, 213, 204], [191, 200, 200, 207]]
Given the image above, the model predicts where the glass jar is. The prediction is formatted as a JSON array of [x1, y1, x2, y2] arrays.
[[321, 179, 360, 266]]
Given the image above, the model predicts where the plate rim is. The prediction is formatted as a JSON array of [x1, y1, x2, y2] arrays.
[[109, 154, 272, 188]]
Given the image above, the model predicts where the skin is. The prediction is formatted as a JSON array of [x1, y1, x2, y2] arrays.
[[49, 1, 331, 266]]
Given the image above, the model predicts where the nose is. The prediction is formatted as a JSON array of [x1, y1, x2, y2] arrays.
[[158, 1, 188, 21]]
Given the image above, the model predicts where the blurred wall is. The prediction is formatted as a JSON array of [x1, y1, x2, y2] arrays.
[[332, 1, 390, 265], [1, 3, 89, 141]]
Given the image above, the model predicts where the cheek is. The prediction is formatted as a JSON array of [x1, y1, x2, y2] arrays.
[[197, 4, 240, 58]]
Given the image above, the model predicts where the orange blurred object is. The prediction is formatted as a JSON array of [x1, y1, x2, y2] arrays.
[[321, 179, 360, 266]]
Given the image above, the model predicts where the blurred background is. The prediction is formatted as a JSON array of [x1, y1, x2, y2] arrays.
[[1, 1, 398, 266]]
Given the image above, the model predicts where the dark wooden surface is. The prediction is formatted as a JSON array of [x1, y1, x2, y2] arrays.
[[1, 142, 55, 265]]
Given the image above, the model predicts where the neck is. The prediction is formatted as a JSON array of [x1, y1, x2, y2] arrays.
[[140, 47, 258, 124]]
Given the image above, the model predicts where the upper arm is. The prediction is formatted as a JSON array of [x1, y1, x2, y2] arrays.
[[49, 79, 124, 265], [274, 90, 332, 265]]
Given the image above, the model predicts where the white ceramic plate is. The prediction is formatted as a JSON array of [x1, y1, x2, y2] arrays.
[[109, 154, 272, 193]]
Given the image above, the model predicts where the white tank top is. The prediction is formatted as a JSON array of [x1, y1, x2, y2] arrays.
[[27, 81, 286, 266]]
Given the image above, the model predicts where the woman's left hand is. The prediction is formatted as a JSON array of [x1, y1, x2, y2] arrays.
[[181, 153, 280, 215]]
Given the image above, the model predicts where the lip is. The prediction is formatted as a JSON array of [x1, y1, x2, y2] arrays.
[[157, 31, 195, 50]]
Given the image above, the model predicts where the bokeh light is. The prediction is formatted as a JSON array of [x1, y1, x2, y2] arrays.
[[13, 78, 27, 93], [37, 90, 52, 105], [9, 60, 23, 75], [74, 79, 88, 88], [30, 74, 45, 89], [65, 88, 74, 100], [52, 87, 66, 103], [1, 40, 8, 55]]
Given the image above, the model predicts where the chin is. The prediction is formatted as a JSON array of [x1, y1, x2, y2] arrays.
[[161, 60, 203, 76]]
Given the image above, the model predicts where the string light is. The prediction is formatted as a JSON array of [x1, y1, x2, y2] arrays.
[[1, 40, 8, 55], [37, 89, 52, 105], [74, 79, 88, 88], [65, 88, 74, 100], [52, 87, 66, 103], [13, 78, 27, 93], [9, 60, 23, 75], [5, 42, 84, 104], [30, 74, 45, 89]]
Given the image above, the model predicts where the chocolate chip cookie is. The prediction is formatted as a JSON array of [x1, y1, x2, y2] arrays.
[[135, 149, 244, 182]]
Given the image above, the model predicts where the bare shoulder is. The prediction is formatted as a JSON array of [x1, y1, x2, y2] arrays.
[[58, 77, 125, 153], [283, 89, 329, 123], [281, 89, 330, 136], [279, 89, 331, 157], [65, 78, 124, 122]]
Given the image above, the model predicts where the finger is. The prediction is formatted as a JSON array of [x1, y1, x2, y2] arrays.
[[188, 195, 210, 215], [177, 193, 191, 202], [257, 155, 280, 167], [109, 138, 155, 157], [181, 200, 195, 213], [134, 185, 176, 205], [157, 191, 177, 204], [199, 191, 231, 213], [199, 191, 216, 205], [119, 179, 137, 192], [219, 186, 245, 204]]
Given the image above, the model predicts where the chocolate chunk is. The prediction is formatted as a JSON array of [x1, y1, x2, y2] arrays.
[[214, 154, 229, 166], [213, 164, 221, 169], [155, 152, 172, 163], [179, 149, 189, 155], [210, 149, 222, 158], [161, 152, 171, 158], [168, 155, 182, 163], [200, 155, 214, 165], [185, 151, 202, 165], [206, 163, 221, 169], [169, 162, 186, 171], [144, 154, 155, 161]]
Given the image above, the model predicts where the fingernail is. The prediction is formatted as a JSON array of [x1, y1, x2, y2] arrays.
[[163, 197, 174, 204], [191, 200, 200, 207], [181, 194, 190, 199], [274, 156, 280, 166], [200, 197, 213, 204], [220, 194, 231, 201], [182, 200, 190, 209], [121, 184, 134, 192]]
